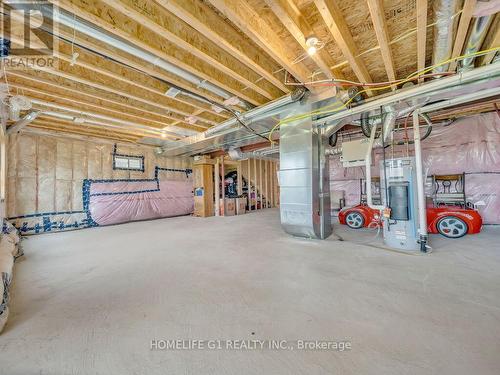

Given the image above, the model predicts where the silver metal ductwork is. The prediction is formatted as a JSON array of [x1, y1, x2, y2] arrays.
[[6, 110, 40, 135], [30, 4, 245, 106], [461, 15, 494, 70], [161, 88, 306, 156], [279, 97, 333, 239], [432, 0, 460, 73]]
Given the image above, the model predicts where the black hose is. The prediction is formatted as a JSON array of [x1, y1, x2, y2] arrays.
[[360, 112, 372, 138], [329, 132, 338, 147]]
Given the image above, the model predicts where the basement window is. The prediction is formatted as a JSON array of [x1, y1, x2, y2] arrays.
[[113, 154, 144, 172]]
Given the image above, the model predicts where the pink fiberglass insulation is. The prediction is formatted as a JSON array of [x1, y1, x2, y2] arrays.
[[89, 180, 194, 226], [330, 112, 500, 224]]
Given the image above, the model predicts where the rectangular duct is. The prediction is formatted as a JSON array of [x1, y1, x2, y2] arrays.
[[279, 100, 332, 239]]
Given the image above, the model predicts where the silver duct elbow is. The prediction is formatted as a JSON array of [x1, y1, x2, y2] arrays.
[[382, 108, 397, 142]]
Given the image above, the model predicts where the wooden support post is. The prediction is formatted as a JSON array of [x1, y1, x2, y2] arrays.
[[247, 159, 252, 211], [259, 159, 263, 210], [269, 160, 274, 207], [253, 158, 257, 210], [193, 163, 214, 217], [275, 162, 279, 207], [237, 161, 243, 195], [265, 160, 269, 209], [214, 158, 220, 216], [220, 156, 225, 216]]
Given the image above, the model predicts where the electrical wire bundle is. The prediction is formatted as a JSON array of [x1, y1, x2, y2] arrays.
[[268, 47, 500, 144]]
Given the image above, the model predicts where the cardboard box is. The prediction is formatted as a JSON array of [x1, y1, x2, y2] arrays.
[[220, 198, 236, 216], [236, 197, 246, 215]]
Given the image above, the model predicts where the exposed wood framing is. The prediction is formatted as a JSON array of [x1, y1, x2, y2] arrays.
[[6, 72, 200, 131], [313, 0, 374, 89], [481, 17, 500, 65], [247, 159, 252, 211], [51, 0, 269, 107], [7, 82, 177, 131], [366, 0, 396, 82], [99, 0, 280, 101], [253, 158, 257, 209], [39, 63, 212, 128], [7, 10, 230, 119], [31, 100, 183, 138], [153, 0, 288, 93], [30, 119, 141, 143], [416, 0, 428, 82], [262, 0, 338, 80], [207, 0, 313, 84], [214, 158, 220, 216], [449, 0, 477, 71], [54, 28, 235, 112]]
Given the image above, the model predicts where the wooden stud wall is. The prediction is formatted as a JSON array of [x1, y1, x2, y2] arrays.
[[239, 158, 279, 210]]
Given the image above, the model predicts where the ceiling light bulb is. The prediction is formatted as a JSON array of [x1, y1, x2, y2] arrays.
[[305, 36, 319, 56]]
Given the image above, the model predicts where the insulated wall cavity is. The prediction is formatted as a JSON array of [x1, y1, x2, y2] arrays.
[[7, 132, 193, 234]]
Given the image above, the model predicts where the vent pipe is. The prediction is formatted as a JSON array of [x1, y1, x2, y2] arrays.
[[36, 6, 244, 106], [6, 110, 40, 135], [205, 88, 306, 137], [460, 9, 494, 70]]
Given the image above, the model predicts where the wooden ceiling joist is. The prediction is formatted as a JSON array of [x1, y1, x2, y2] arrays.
[[50, 0, 269, 107], [6, 82, 201, 133], [32, 102, 173, 135], [480, 15, 500, 65], [6, 30, 220, 129], [7, 16, 234, 117], [416, 0, 428, 82], [153, 0, 289, 93], [54, 30, 230, 120], [99, 0, 281, 102], [31, 119, 143, 142], [262, 0, 338, 80], [7, 71, 205, 131], [55, 28, 234, 112], [449, 0, 477, 71], [34, 111, 179, 141], [33, 117, 142, 137], [207, 0, 314, 84], [313, 0, 374, 88], [366, 0, 396, 82], [37, 62, 215, 128]]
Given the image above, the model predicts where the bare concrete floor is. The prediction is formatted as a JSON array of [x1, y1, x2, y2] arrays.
[[1, 209, 500, 375]]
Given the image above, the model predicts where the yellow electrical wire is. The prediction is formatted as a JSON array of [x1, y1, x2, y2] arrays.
[[268, 46, 500, 144]]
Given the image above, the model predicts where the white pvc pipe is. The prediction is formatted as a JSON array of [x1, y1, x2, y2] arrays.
[[365, 123, 385, 211], [419, 86, 500, 113], [413, 111, 428, 239]]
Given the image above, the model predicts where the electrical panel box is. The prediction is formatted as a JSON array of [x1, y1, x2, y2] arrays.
[[340, 138, 371, 167]]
